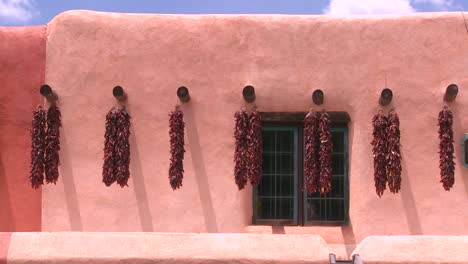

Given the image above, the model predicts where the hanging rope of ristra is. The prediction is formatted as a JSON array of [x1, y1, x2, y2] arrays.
[[102, 108, 118, 186], [438, 105, 455, 191], [44, 105, 62, 184], [319, 110, 333, 195], [29, 105, 47, 189], [386, 109, 402, 193], [371, 111, 388, 197], [247, 107, 262, 186], [304, 110, 320, 194], [234, 109, 249, 190], [169, 105, 185, 190], [115, 107, 131, 187]]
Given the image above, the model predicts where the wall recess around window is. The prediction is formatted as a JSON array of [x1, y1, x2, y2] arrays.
[[463, 134, 468, 168], [253, 112, 350, 226]]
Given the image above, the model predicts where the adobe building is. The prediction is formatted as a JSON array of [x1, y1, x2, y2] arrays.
[[0, 10, 467, 263]]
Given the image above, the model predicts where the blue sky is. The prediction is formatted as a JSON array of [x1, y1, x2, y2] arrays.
[[1, 0, 468, 26]]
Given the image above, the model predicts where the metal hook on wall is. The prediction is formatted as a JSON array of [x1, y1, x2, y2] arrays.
[[39, 84, 58, 103]]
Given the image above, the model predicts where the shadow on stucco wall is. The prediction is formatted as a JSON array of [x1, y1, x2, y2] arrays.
[[183, 103, 219, 233], [341, 222, 357, 257], [59, 126, 83, 231], [0, 154, 15, 231], [400, 157, 423, 235], [451, 103, 468, 199], [128, 107, 154, 232]]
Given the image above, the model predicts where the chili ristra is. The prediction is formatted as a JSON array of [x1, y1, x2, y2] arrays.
[[304, 110, 320, 194], [247, 107, 262, 186], [30, 106, 46, 189], [169, 105, 185, 190], [438, 105, 455, 191], [372, 111, 388, 197], [319, 111, 333, 195], [386, 109, 402, 193], [44, 105, 62, 184], [234, 109, 249, 190]]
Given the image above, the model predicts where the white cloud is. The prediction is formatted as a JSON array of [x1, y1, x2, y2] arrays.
[[0, 0, 38, 24], [324, 0, 459, 15], [324, 0, 416, 15]]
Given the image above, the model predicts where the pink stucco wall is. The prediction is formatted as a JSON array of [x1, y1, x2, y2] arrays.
[[42, 11, 468, 243], [0, 26, 45, 231]]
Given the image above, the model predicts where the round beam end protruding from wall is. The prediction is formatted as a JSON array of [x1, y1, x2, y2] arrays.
[[379, 88, 393, 106], [113, 86, 127, 101], [242, 85, 256, 103], [39, 84, 58, 103], [444, 84, 458, 102], [177, 86, 190, 102], [312, 89, 324, 105]]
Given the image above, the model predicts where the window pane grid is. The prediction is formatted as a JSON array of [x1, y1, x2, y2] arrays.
[[254, 125, 347, 226], [304, 129, 348, 224], [255, 128, 297, 222]]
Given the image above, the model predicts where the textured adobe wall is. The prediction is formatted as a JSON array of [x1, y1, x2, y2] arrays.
[[44, 11, 468, 243], [0, 26, 45, 231]]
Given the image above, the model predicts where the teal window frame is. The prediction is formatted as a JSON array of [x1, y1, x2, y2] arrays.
[[253, 123, 349, 226], [303, 125, 349, 225], [253, 126, 299, 225]]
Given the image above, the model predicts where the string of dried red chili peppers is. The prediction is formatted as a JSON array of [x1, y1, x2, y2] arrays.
[[234, 109, 249, 190], [319, 111, 333, 195], [372, 111, 388, 197], [438, 105, 455, 191], [386, 109, 402, 193], [44, 105, 62, 184], [102, 108, 118, 186], [115, 107, 131, 187], [247, 107, 262, 186], [169, 105, 185, 190], [304, 110, 320, 194], [30, 105, 47, 189]]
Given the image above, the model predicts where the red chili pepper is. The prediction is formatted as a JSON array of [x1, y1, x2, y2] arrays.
[[234, 109, 249, 190], [169, 106, 185, 190], [247, 107, 262, 186], [44, 105, 62, 184], [372, 112, 388, 197], [30, 105, 46, 189], [115, 107, 131, 188], [438, 105, 455, 191], [304, 110, 320, 194], [319, 111, 333, 195], [102, 108, 118, 186], [386, 110, 402, 193]]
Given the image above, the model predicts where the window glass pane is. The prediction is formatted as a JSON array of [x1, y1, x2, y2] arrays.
[[329, 177, 344, 198], [306, 199, 321, 221], [332, 153, 344, 175], [332, 131, 344, 152], [277, 153, 293, 174], [258, 174, 273, 196], [276, 175, 294, 196], [258, 198, 274, 219], [262, 153, 274, 174], [277, 131, 294, 152], [255, 128, 296, 222], [262, 131, 275, 152], [277, 198, 294, 219], [327, 200, 344, 221], [304, 128, 348, 224]]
